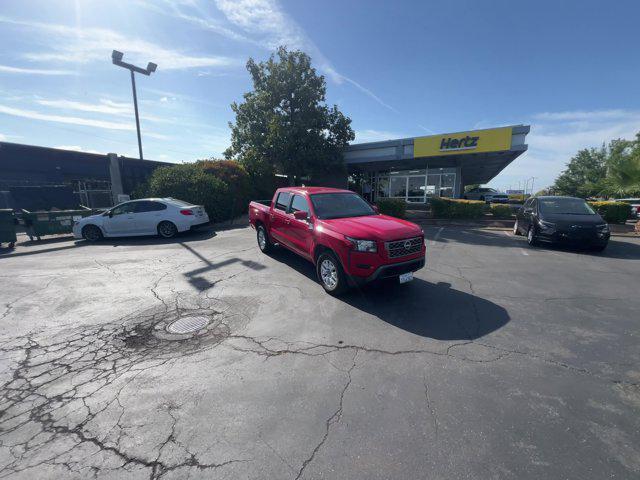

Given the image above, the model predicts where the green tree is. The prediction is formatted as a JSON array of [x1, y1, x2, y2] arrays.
[[604, 135, 640, 197], [225, 46, 354, 188], [552, 145, 608, 197]]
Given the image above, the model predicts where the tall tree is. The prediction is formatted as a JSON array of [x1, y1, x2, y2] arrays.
[[552, 145, 608, 197], [225, 47, 354, 187]]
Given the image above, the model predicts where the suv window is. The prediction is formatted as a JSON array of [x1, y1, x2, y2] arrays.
[[135, 201, 167, 213], [110, 202, 136, 216], [275, 192, 291, 211], [289, 195, 310, 214]]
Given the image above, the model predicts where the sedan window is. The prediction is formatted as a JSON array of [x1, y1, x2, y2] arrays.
[[111, 203, 136, 216], [135, 201, 167, 213]]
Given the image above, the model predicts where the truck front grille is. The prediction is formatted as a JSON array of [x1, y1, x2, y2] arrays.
[[385, 236, 422, 258]]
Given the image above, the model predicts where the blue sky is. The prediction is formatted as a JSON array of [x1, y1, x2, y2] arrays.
[[1, 0, 639, 191]]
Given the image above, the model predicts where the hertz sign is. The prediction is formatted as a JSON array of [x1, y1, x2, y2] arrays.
[[414, 127, 513, 158]]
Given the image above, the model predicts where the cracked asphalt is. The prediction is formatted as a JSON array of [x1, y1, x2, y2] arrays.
[[0, 225, 639, 479]]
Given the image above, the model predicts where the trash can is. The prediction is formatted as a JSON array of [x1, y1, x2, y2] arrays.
[[21, 206, 94, 241], [0, 209, 17, 248]]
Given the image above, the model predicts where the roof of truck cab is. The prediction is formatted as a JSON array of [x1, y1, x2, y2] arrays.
[[280, 187, 353, 195]]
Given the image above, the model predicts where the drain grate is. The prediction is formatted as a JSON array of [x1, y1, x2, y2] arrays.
[[166, 316, 210, 334]]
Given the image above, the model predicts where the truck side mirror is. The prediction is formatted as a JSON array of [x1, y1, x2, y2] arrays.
[[293, 210, 308, 221]]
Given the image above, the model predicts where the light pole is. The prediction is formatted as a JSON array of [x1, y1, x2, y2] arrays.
[[111, 50, 157, 160]]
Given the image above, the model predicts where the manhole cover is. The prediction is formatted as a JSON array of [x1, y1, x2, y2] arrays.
[[166, 316, 210, 334]]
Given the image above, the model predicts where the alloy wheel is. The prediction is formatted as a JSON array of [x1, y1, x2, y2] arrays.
[[320, 259, 338, 290]]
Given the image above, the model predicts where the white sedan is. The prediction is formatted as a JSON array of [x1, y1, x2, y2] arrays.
[[73, 198, 209, 241]]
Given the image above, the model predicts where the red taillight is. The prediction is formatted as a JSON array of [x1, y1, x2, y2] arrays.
[[180, 209, 194, 216]]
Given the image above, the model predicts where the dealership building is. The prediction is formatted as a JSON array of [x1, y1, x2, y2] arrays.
[[344, 125, 530, 202], [0, 124, 529, 210]]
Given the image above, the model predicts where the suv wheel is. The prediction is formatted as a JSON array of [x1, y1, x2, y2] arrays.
[[317, 252, 347, 295], [527, 225, 538, 246]]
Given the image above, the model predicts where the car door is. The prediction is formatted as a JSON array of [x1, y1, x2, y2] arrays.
[[269, 191, 292, 246], [134, 200, 167, 234], [285, 194, 314, 259], [102, 202, 138, 235], [519, 198, 536, 232]]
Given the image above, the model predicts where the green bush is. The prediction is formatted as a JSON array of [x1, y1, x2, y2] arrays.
[[430, 197, 485, 218], [147, 164, 230, 222], [376, 198, 406, 219], [198, 159, 251, 216], [490, 204, 513, 218], [588, 201, 631, 224]]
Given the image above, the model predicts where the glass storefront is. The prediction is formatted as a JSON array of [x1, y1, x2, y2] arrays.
[[368, 167, 458, 203]]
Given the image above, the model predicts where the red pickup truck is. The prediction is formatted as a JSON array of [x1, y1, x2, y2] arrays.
[[249, 187, 425, 294]]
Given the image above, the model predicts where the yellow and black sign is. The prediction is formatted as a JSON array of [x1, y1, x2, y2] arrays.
[[414, 127, 513, 158]]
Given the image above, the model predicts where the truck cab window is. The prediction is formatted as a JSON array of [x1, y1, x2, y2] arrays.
[[275, 192, 291, 211], [289, 195, 309, 215]]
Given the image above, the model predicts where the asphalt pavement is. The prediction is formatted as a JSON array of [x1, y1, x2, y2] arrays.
[[0, 226, 638, 479]]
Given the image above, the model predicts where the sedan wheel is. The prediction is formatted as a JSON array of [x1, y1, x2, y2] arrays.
[[158, 221, 178, 239], [82, 225, 102, 242]]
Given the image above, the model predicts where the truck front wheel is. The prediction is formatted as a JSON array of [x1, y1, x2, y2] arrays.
[[256, 225, 273, 253], [317, 252, 347, 295]]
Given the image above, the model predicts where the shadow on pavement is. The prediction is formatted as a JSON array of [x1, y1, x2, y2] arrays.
[[267, 246, 509, 340], [0, 229, 217, 258]]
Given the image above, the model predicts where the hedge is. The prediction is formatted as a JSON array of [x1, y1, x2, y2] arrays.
[[430, 197, 485, 218], [376, 198, 406, 219], [146, 163, 231, 223], [490, 204, 513, 218], [588, 201, 631, 224]]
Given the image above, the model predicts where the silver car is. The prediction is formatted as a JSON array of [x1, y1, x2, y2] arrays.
[[463, 187, 509, 203]]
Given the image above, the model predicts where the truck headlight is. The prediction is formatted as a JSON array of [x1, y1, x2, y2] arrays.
[[346, 237, 377, 253]]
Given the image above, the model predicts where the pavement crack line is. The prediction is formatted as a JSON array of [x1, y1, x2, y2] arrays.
[[294, 350, 358, 480], [423, 373, 439, 444], [0, 277, 57, 321]]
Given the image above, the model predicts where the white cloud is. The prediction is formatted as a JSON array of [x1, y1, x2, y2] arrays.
[[34, 97, 165, 123], [488, 109, 640, 191], [210, 0, 397, 112], [0, 133, 6, 141], [0, 64, 74, 75], [0, 103, 135, 131], [355, 129, 408, 143], [0, 16, 239, 71], [54, 145, 102, 154]]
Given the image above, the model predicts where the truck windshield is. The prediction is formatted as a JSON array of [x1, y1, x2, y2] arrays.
[[310, 193, 375, 219], [539, 198, 596, 215]]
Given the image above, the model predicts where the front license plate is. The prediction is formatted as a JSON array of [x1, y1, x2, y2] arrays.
[[399, 272, 413, 284]]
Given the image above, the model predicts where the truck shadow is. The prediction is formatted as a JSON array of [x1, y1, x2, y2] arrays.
[[342, 279, 510, 340], [268, 247, 509, 340]]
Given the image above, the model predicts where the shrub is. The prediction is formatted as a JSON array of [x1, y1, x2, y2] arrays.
[[376, 198, 406, 219], [430, 197, 485, 218], [198, 159, 251, 216], [588, 201, 631, 224], [490, 204, 513, 218], [147, 164, 230, 222]]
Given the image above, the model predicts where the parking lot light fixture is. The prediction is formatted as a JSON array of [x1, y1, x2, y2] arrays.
[[111, 50, 157, 161]]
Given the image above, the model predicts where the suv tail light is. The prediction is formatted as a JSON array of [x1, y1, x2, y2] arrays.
[[180, 209, 194, 216]]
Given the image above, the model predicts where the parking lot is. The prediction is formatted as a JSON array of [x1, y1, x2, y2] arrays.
[[0, 225, 639, 479]]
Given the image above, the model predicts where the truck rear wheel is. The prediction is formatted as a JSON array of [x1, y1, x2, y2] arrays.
[[257, 225, 273, 253], [317, 252, 347, 295]]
